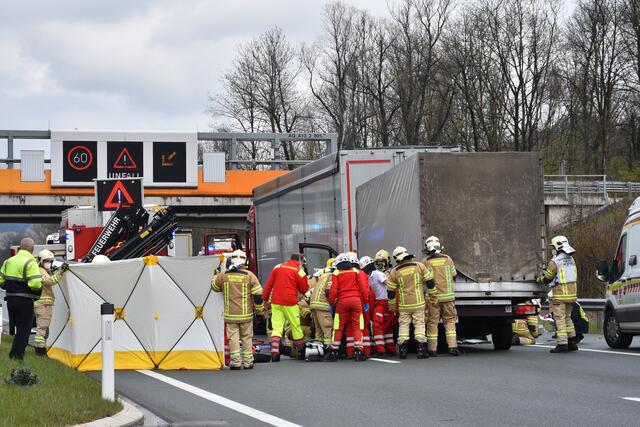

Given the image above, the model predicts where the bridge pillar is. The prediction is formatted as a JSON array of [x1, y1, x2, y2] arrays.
[[7, 133, 13, 170]]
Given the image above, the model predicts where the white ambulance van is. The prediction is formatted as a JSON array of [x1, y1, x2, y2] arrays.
[[597, 197, 640, 348]]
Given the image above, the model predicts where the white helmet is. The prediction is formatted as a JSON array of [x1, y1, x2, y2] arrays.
[[92, 254, 111, 264], [38, 249, 55, 262], [392, 246, 412, 263], [347, 252, 359, 266], [335, 253, 351, 269], [359, 256, 374, 270], [230, 249, 247, 268], [550, 235, 575, 254], [425, 236, 441, 253]]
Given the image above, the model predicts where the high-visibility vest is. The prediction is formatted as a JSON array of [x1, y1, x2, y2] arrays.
[[547, 252, 577, 302], [0, 250, 43, 299]]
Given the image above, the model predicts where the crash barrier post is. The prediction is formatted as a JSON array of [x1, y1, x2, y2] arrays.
[[101, 302, 115, 402]]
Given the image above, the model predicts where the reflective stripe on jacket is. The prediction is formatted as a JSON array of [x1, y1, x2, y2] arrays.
[[544, 252, 577, 302], [309, 269, 332, 310], [422, 254, 457, 302], [0, 249, 43, 299], [328, 268, 369, 305], [35, 267, 63, 306], [387, 261, 432, 311], [212, 267, 263, 323]]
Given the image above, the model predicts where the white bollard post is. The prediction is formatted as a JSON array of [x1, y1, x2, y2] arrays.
[[0, 302, 3, 346], [101, 303, 115, 402]]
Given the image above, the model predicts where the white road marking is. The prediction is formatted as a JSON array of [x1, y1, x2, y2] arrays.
[[622, 397, 640, 403], [138, 370, 302, 427], [531, 344, 640, 357], [369, 357, 401, 364]]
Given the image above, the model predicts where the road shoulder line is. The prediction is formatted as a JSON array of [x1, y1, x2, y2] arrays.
[[531, 344, 640, 357], [137, 369, 302, 427]]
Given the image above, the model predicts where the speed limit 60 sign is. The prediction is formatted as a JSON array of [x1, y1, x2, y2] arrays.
[[63, 141, 97, 182]]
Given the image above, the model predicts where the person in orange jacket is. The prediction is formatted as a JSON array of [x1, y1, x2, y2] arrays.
[[263, 253, 310, 362], [327, 253, 370, 362]]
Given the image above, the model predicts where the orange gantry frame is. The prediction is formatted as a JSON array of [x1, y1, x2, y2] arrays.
[[0, 169, 286, 197]]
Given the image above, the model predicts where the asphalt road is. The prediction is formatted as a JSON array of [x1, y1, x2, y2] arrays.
[[88, 332, 640, 427]]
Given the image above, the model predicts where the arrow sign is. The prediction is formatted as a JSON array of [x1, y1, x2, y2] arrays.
[[104, 181, 136, 209]]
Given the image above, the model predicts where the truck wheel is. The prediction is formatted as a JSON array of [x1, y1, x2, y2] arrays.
[[491, 324, 513, 351], [604, 312, 633, 349]]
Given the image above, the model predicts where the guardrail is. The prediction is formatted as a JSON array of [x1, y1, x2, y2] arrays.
[[541, 298, 605, 311], [545, 175, 640, 198]]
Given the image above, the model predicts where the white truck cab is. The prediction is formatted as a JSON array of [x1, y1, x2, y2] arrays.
[[597, 197, 640, 348]]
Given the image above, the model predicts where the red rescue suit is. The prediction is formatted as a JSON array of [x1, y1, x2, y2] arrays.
[[329, 268, 369, 351]]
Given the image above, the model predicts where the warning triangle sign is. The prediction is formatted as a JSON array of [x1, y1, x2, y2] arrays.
[[104, 181, 136, 209], [113, 147, 137, 169]]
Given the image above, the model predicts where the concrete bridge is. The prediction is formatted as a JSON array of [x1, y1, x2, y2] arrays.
[[1, 129, 636, 230]]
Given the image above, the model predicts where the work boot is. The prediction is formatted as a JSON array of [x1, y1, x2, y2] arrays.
[[568, 338, 579, 352], [428, 351, 438, 358], [297, 346, 306, 361], [549, 344, 569, 353], [34, 347, 47, 357], [271, 354, 280, 362], [448, 348, 460, 356], [243, 364, 254, 370], [372, 351, 386, 358], [325, 348, 338, 362], [354, 348, 366, 362], [230, 365, 242, 371], [398, 343, 408, 360], [416, 342, 427, 359]]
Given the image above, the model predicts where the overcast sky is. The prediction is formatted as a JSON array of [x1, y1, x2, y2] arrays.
[[0, 0, 575, 157]]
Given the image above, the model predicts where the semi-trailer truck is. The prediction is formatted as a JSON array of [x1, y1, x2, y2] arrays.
[[250, 148, 547, 350]]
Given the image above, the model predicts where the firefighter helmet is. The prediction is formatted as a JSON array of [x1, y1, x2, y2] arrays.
[[38, 249, 55, 262], [374, 249, 390, 263], [359, 256, 374, 270], [550, 236, 575, 254], [334, 253, 352, 270], [392, 246, 412, 263], [424, 236, 441, 253], [230, 249, 247, 268], [326, 258, 336, 269], [347, 252, 359, 267]]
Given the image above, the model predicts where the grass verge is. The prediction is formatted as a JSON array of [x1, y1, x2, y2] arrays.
[[0, 335, 121, 427]]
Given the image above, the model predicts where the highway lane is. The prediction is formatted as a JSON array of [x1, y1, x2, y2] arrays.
[[92, 333, 640, 426]]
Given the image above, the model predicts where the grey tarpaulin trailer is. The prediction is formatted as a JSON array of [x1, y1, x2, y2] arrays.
[[356, 152, 548, 349], [252, 147, 459, 283]]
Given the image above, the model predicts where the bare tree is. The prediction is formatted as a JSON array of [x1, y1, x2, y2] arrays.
[[388, 0, 453, 146], [564, 0, 626, 173], [302, 3, 371, 149]]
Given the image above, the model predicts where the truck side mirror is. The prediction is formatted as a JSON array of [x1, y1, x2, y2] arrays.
[[630, 255, 638, 266], [596, 260, 609, 282]]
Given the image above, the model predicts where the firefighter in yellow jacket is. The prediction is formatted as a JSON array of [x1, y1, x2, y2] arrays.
[[212, 250, 263, 370], [512, 300, 540, 346], [34, 249, 67, 356], [423, 236, 460, 356], [537, 235, 578, 353], [387, 246, 434, 359], [309, 259, 335, 353]]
